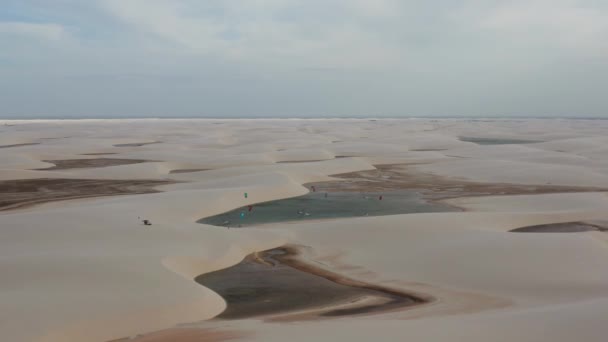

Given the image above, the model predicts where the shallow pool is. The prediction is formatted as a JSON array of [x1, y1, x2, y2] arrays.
[[198, 191, 455, 227]]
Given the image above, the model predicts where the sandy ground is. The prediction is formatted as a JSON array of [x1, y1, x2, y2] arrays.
[[1, 118, 608, 342]]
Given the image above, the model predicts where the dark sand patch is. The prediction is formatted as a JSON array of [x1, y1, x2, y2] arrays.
[[169, 168, 211, 174], [0, 142, 40, 149], [459, 137, 542, 145], [275, 159, 328, 163], [510, 222, 608, 233], [309, 164, 608, 201], [109, 328, 247, 342], [196, 245, 430, 321], [39, 137, 70, 140], [35, 158, 153, 170], [0, 178, 173, 211], [81, 152, 119, 156], [114, 141, 160, 147], [410, 148, 448, 152]]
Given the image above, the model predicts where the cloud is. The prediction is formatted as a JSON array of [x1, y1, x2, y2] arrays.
[[454, 0, 608, 54], [0, 21, 66, 40], [1, 0, 608, 117], [101, 0, 406, 68]]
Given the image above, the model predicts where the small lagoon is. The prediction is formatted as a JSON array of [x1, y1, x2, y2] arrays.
[[198, 191, 455, 228]]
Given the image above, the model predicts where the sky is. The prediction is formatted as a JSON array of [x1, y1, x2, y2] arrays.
[[0, 0, 607, 118]]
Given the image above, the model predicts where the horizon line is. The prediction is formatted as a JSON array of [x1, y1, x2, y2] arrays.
[[1, 115, 608, 121]]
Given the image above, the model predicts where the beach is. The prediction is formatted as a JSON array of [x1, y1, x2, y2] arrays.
[[2, 118, 608, 341]]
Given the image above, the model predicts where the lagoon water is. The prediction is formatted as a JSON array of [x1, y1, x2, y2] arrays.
[[198, 191, 455, 227]]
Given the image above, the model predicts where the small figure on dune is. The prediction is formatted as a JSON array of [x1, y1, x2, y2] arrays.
[[139, 216, 152, 225]]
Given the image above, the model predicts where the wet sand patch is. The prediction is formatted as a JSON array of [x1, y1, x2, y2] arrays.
[[310, 164, 608, 201], [81, 152, 119, 156], [169, 168, 211, 174], [510, 222, 608, 233], [114, 141, 160, 147], [0, 178, 173, 211], [275, 159, 328, 163], [195, 245, 429, 321], [409, 148, 448, 152], [0, 142, 40, 148], [39, 137, 70, 140], [459, 137, 542, 145], [35, 158, 153, 170]]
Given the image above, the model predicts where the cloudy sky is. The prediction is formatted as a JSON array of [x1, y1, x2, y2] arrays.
[[1, 0, 607, 118]]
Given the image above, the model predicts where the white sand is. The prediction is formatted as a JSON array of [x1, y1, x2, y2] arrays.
[[1, 118, 608, 341]]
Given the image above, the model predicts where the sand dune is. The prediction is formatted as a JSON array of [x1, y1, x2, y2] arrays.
[[1, 119, 608, 342]]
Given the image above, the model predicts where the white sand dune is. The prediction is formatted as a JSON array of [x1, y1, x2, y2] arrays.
[[1, 119, 608, 341], [418, 158, 608, 187]]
